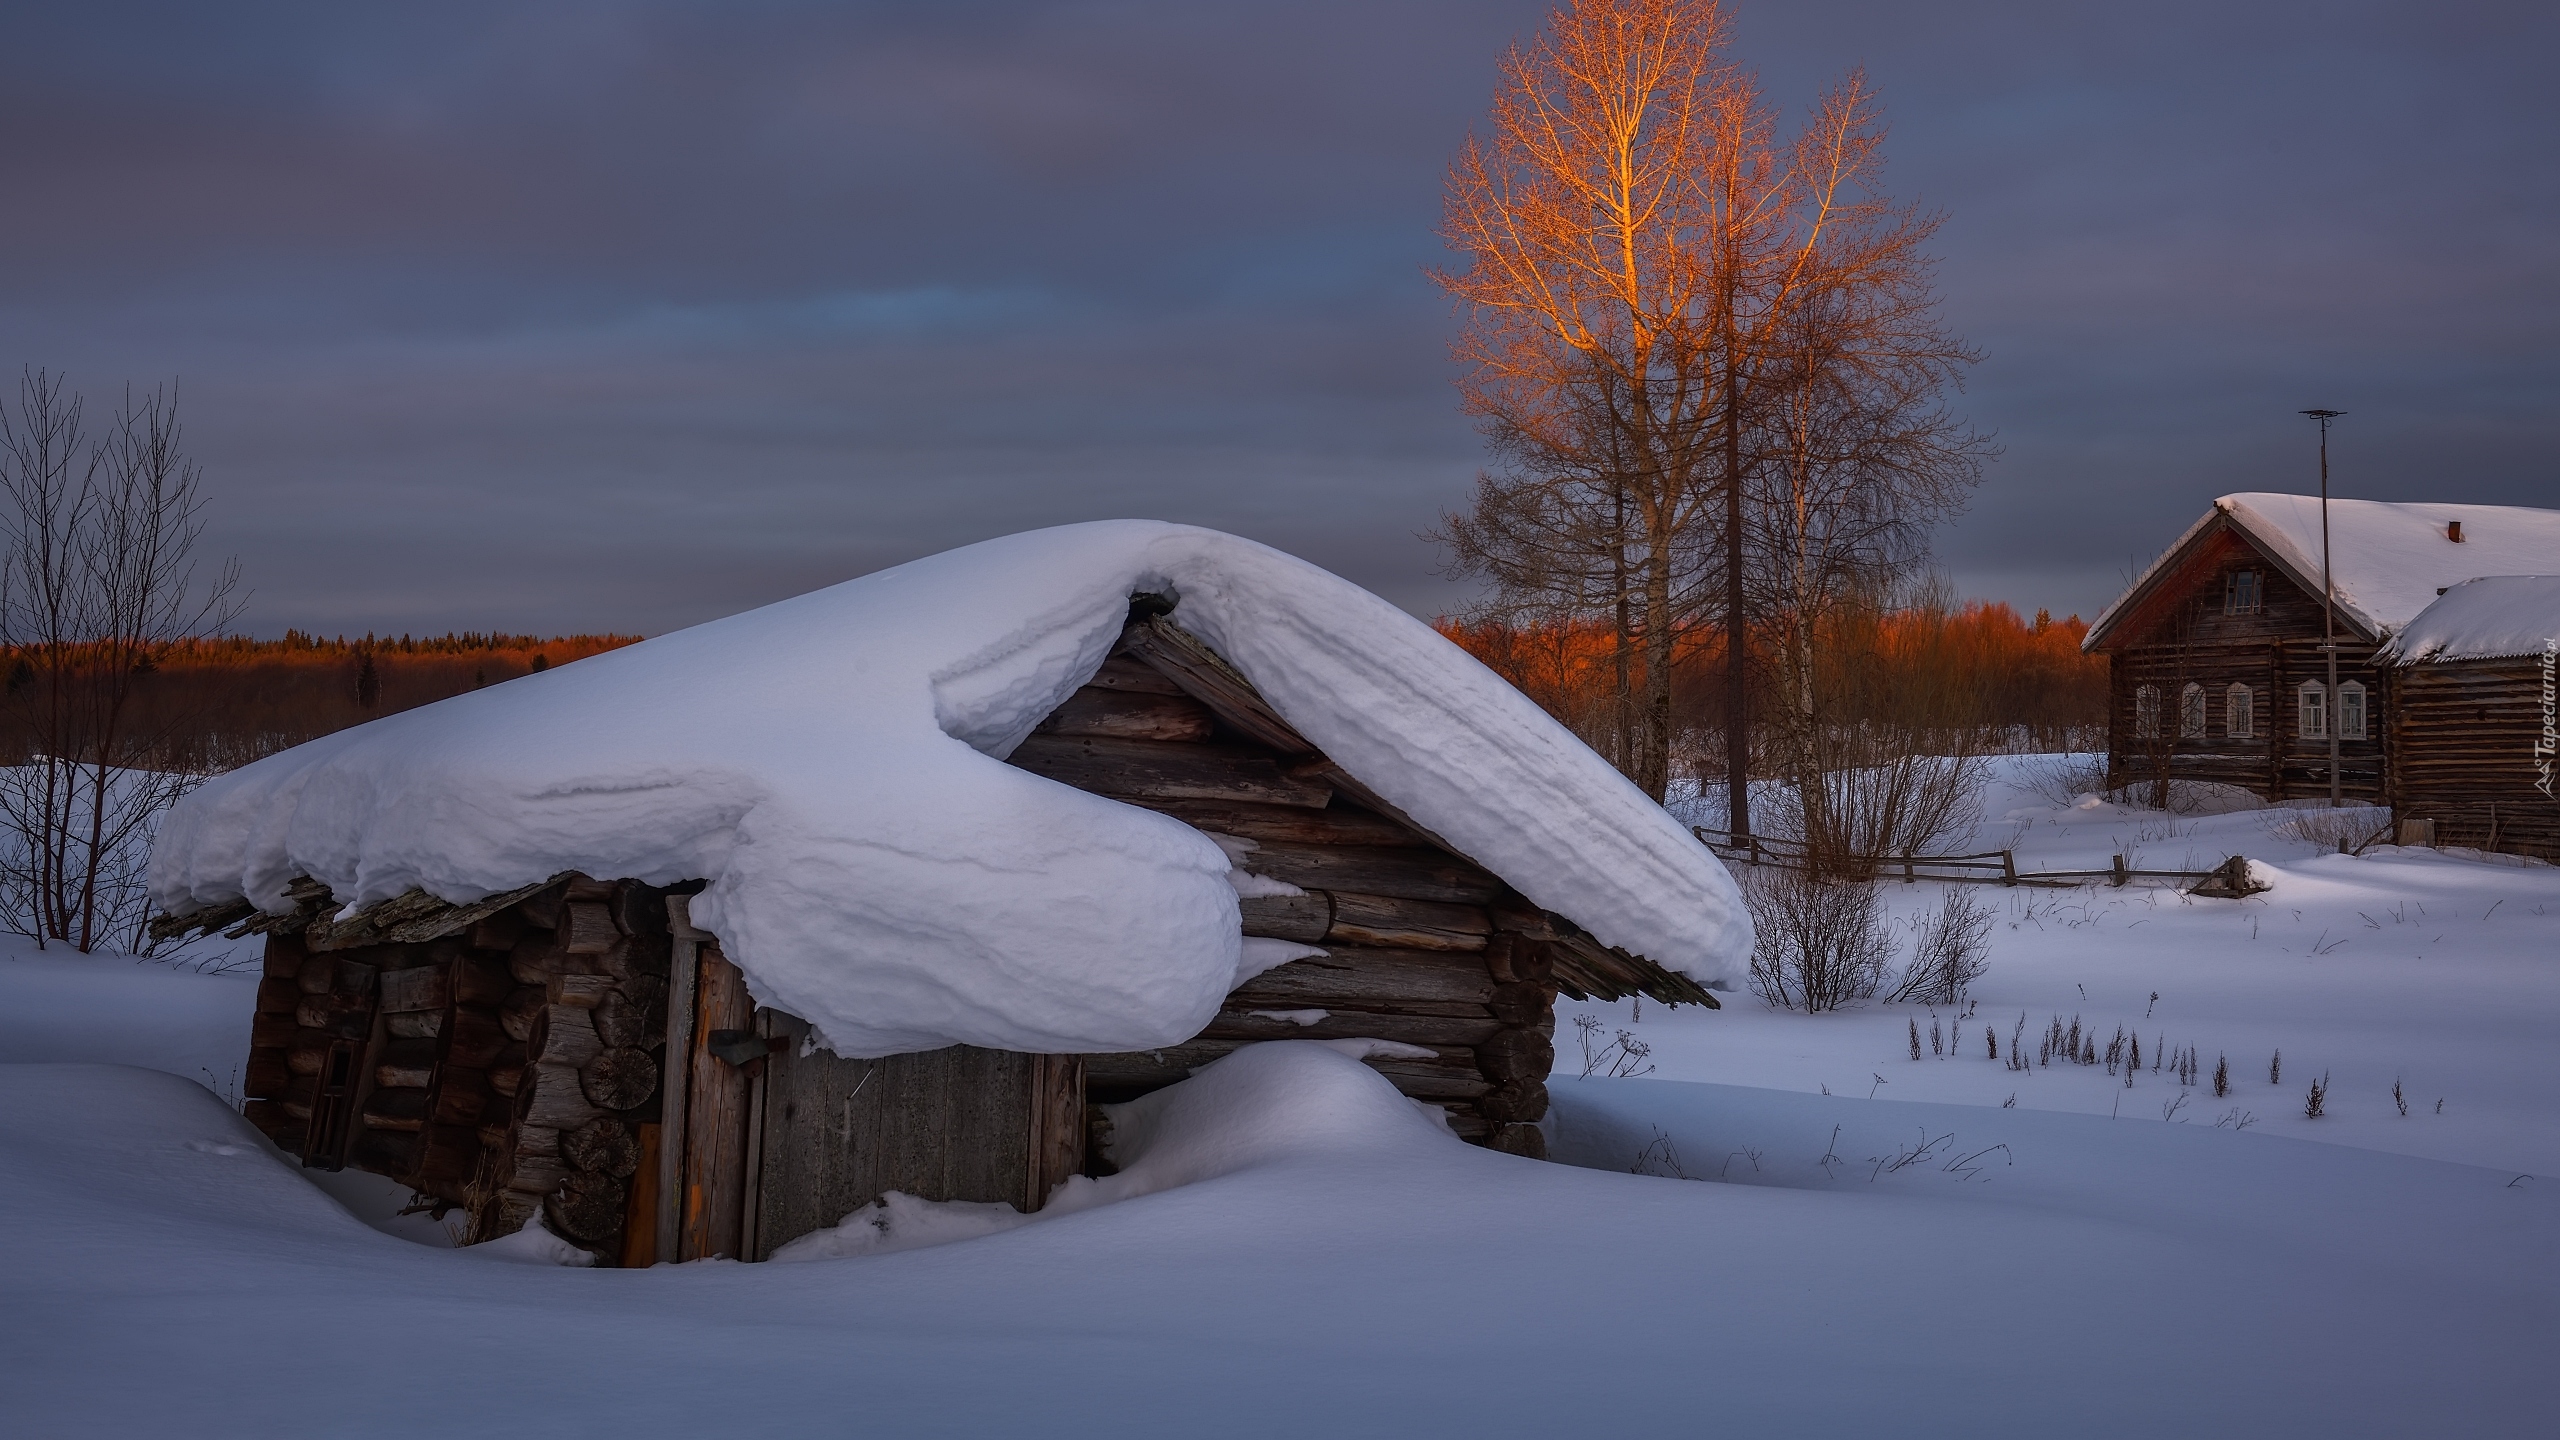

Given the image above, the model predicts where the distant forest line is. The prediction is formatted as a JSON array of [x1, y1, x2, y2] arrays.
[[7, 603, 2101, 782], [1441, 600, 2107, 773], [3, 632, 643, 771]]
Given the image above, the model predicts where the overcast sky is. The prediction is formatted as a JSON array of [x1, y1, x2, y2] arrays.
[[4, 0, 2552, 638]]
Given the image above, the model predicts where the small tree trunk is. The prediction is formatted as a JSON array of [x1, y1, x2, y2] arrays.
[[1723, 348, 1752, 840]]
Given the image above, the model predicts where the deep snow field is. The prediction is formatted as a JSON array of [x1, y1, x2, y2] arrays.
[[3, 758, 2554, 1437]]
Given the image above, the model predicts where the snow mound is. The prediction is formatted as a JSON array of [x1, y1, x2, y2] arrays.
[[466, 1213, 597, 1267], [772, 1039, 1465, 1261], [149, 522, 1746, 1057], [2376, 574, 2560, 664]]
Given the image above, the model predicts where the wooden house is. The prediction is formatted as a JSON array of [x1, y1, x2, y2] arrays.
[[154, 609, 1716, 1266], [2375, 575, 2560, 862], [2082, 494, 2560, 805]]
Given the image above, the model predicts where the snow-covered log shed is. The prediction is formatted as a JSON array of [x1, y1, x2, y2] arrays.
[[148, 523, 1746, 1264], [2374, 575, 2560, 861]]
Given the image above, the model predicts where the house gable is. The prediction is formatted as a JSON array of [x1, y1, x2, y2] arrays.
[[2086, 518, 2366, 654]]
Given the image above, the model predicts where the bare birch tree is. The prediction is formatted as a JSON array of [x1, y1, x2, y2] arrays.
[[0, 370, 239, 952], [1435, 0, 1974, 817]]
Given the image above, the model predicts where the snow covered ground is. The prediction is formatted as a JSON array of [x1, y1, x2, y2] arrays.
[[1631, 756, 2560, 1177], [3, 757, 2554, 1436]]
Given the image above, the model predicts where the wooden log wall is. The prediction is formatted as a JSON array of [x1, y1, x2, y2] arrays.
[[1010, 645, 1607, 1159], [238, 875, 674, 1263], [2389, 657, 2560, 861]]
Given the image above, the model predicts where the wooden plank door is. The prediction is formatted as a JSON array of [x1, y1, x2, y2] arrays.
[[749, 1032, 1085, 1260]]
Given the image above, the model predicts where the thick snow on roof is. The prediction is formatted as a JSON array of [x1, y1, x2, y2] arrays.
[[2375, 575, 2560, 665], [150, 522, 1747, 1057], [2094, 493, 2560, 644]]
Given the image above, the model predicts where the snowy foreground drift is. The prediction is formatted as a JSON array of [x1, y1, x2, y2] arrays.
[[149, 522, 1744, 1056], [6, 759, 2557, 1439], [1, 1035, 2550, 1437]]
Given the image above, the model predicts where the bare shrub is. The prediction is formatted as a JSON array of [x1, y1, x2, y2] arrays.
[[1887, 886, 1992, 1005], [2018, 751, 2109, 809], [1742, 864, 1894, 1012], [1630, 1127, 1692, 1180], [0, 370, 239, 953], [1760, 739, 1987, 875], [2304, 1071, 2330, 1119], [2263, 804, 2393, 855]]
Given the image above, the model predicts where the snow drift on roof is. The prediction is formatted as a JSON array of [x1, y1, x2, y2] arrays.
[[149, 522, 1748, 1057], [2092, 493, 2560, 645], [2375, 576, 2560, 665]]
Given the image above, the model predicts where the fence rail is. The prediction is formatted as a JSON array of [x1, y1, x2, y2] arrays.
[[1690, 827, 2240, 891]]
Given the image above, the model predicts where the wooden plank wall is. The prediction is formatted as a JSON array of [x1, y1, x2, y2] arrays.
[[746, 1025, 1085, 1259]]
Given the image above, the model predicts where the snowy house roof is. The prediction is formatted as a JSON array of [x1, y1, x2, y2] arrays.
[[2375, 575, 2560, 665], [2085, 493, 2560, 650], [150, 522, 1748, 1059]]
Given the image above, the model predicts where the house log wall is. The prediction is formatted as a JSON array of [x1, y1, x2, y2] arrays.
[[2103, 530, 2388, 803], [2389, 658, 2560, 861]]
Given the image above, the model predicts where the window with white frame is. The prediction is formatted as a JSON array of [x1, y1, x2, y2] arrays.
[[2226, 683, 2254, 739], [2338, 680, 2368, 740], [2297, 680, 2327, 740], [2180, 683, 2207, 738], [2134, 684, 2161, 739], [2225, 569, 2262, 615]]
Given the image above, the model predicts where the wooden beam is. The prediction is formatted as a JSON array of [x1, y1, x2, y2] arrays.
[[680, 943, 754, 1261], [1007, 734, 1333, 809], [656, 894, 703, 1267]]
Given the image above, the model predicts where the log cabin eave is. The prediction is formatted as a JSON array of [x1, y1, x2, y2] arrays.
[[1102, 612, 1713, 1011]]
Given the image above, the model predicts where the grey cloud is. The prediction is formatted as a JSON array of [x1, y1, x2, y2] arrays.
[[0, 0, 2551, 636]]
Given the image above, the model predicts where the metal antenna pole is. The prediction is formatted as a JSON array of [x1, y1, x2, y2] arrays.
[[2301, 409, 2345, 808]]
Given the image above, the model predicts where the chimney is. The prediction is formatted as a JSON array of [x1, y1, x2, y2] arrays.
[[2447, 520, 2465, 543]]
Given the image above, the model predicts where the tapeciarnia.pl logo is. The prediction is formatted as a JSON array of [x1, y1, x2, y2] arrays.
[[2538, 638, 2557, 800]]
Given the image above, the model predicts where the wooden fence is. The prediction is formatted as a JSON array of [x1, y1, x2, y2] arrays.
[[1690, 827, 2241, 891]]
